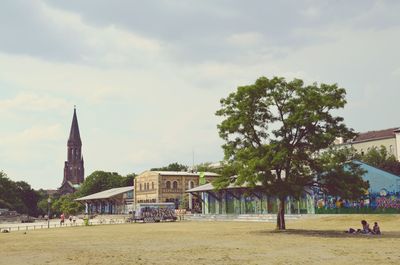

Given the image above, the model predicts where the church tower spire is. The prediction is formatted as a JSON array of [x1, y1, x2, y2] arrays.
[[68, 106, 82, 146], [60, 107, 85, 194]]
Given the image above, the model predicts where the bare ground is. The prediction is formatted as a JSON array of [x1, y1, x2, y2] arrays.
[[1, 214, 399, 265]]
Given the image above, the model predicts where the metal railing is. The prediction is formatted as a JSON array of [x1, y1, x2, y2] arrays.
[[0, 218, 130, 233]]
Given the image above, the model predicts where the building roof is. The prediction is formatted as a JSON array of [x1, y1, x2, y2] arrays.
[[186, 181, 262, 192], [75, 186, 133, 201], [353, 127, 399, 143], [354, 161, 400, 194], [142, 171, 219, 177]]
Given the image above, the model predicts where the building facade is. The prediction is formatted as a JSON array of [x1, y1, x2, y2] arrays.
[[339, 127, 400, 160], [134, 171, 219, 210], [59, 107, 85, 194], [187, 183, 315, 215], [76, 186, 134, 214]]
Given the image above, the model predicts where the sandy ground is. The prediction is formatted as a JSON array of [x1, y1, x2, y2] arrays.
[[0, 214, 399, 265]]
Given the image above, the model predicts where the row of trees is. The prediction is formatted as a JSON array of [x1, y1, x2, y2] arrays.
[[43, 171, 137, 216], [151, 162, 221, 174], [0, 171, 45, 216], [0, 170, 136, 217]]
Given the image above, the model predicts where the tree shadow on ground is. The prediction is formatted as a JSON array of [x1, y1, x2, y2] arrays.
[[252, 229, 400, 239]]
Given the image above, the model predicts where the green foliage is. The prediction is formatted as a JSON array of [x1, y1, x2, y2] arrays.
[[194, 162, 221, 174], [216, 76, 367, 229], [317, 147, 368, 200], [78, 171, 126, 196], [123, 173, 136, 186], [0, 171, 44, 216], [179, 194, 188, 209], [358, 146, 400, 176], [37, 197, 50, 215], [51, 193, 84, 216], [151, 162, 188, 172]]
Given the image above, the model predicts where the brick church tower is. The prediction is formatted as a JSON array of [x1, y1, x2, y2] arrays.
[[59, 107, 84, 194]]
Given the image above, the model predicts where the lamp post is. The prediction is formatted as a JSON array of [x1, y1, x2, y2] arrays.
[[47, 197, 51, 228]]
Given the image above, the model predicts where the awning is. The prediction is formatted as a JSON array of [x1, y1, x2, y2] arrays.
[[76, 186, 133, 201]]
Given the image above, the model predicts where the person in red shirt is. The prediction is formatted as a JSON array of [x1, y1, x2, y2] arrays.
[[60, 213, 65, 226]]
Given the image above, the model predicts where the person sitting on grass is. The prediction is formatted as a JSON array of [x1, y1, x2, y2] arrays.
[[361, 220, 371, 234], [346, 220, 371, 234], [372, 222, 381, 235]]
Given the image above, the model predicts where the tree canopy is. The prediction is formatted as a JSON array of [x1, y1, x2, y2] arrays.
[[0, 171, 44, 216], [151, 162, 188, 172], [78, 171, 129, 197], [215, 76, 367, 229], [358, 146, 400, 176]]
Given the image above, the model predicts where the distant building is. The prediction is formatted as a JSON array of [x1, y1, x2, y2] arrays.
[[59, 107, 85, 194], [76, 186, 134, 214], [134, 171, 219, 210], [338, 127, 400, 160]]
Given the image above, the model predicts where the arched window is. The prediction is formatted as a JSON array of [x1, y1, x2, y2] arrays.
[[147, 183, 150, 190], [173, 181, 178, 189], [188, 181, 194, 189], [152, 182, 154, 190], [166, 181, 171, 189], [389, 145, 394, 154]]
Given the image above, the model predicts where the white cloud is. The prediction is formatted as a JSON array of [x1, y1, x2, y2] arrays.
[[0, 92, 69, 112], [300, 6, 321, 19], [227, 32, 265, 46]]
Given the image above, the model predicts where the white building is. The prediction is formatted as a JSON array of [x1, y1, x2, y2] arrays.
[[339, 127, 400, 161]]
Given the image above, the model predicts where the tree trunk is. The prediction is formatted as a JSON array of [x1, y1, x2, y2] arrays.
[[276, 196, 286, 230]]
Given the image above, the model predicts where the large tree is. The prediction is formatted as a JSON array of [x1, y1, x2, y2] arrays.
[[215, 76, 368, 229]]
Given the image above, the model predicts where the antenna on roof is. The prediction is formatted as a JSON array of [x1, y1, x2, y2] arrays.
[[192, 148, 195, 173]]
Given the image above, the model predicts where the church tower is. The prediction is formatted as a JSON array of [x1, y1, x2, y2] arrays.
[[59, 107, 84, 194]]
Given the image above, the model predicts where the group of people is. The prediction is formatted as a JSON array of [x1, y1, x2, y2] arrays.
[[347, 220, 381, 235], [59, 213, 77, 226]]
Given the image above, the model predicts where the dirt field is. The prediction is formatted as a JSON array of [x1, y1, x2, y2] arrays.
[[1, 215, 399, 265]]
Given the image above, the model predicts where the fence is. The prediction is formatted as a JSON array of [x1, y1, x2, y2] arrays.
[[0, 218, 129, 233], [315, 207, 400, 214]]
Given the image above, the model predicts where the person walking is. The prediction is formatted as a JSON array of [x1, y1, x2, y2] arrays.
[[60, 213, 65, 226]]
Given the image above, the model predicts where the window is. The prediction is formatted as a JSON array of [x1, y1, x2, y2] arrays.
[[147, 183, 150, 190], [152, 182, 154, 190], [166, 181, 171, 189], [140, 183, 142, 191], [188, 181, 194, 189], [173, 181, 178, 189], [390, 145, 394, 154]]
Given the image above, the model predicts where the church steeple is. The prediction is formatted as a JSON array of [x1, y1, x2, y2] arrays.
[[68, 106, 82, 146], [60, 107, 85, 194]]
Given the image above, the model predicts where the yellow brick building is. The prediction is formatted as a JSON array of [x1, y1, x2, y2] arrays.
[[134, 171, 219, 210]]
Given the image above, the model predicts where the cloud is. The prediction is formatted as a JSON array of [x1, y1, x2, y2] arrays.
[[0, 92, 69, 112], [226, 32, 265, 46], [0, 0, 163, 65], [1, 0, 400, 189]]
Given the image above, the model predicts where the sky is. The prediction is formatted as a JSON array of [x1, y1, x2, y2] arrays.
[[1, 0, 400, 189]]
